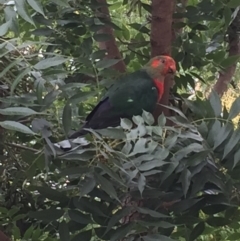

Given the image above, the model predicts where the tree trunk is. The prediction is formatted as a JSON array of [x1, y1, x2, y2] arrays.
[[213, 10, 240, 96], [0, 230, 10, 241], [150, 0, 175, 119], [96, 0, 126, 73]]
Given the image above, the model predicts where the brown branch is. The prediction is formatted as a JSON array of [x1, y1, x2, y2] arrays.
[[96, 0, 126, 73], [0, 230, 10, 241], [150, 0, 175, 119], [213, 10, 240, 97]]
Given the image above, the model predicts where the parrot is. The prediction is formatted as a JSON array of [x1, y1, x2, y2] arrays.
[[69, 55, 176, 138], [55, 55, 176, 150]]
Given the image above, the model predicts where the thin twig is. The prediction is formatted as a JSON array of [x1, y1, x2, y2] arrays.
[[4, 142, 39, 153]]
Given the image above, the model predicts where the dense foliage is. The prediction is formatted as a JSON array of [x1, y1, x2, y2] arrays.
[[0, 0, 240, 240]]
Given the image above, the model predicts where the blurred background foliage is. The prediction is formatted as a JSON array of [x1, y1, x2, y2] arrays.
[[0, 0, 240, 240]]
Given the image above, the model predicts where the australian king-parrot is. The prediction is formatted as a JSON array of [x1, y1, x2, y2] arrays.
[[69, 55, 176, 139]]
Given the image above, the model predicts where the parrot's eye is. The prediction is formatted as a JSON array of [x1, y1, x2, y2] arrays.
[[161, 59, 165, 64]]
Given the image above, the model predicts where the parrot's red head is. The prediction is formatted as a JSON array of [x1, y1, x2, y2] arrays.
[[144, 55, 176, 101], [148, 55, 176, 77]]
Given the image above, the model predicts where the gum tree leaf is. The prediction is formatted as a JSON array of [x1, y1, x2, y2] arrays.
[[95, 59, 121, 69], [228, 97, 240, 120], [189, 222, 205, 241], [28, 208, 64, 222], [15, 0, 35, 25], [11, 68, 31, 95], [0, 107, 38, 116], [62, 103, 72, 135], [59, 221, 70, 241], [0, 121, 35, 135], [27, 0, 45, 16], [209, 90, 221, 116], [138, 173, 146, 195], [34, 56, 67, 70], [94, 172, 120, 202]]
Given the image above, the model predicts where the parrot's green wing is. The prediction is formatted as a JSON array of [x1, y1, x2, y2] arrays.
[[69, 70, 159, 138]]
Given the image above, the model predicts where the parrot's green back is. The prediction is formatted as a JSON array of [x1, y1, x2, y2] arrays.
[[105, 70, 158, 115], [69, 70, 159, 138]]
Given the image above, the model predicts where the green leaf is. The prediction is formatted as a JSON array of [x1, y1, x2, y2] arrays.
[[202, 204, 228, 215], [206, 217, 231, 227], [28, 208, 64, 222], [142, 110, 154, 125], [23, 225, 34, 239], [129, 23, 149, 33], [213, 123, 233, 149], [71, 230, 92, 241], [68, 210, 92, 224], [228, 97, 240, 120], [233, 148, 240, 169], [31, 186, 69, 203], [95, 128, 125, 139], [0, 121, 35, 135], [138, 173, 146, 195], [50, 0, 69, 7], [227, 233, 240, 240], [138, 159, 167, 171], [132, 115, 144, 125], [221, 55, 240, 68], [120, 118, 132, 130], [15, 0, 35, 25], [59, 221, 70, 241], [27, 0, 45, 15], [143, 234, 176, 241], [98, 162, 125, 186], [131, 138, 148, 154], [223, 128, 240, 158], [62, 103, 72, 135], [79, 177, 96, 198], [11, 68, 31, 95], [173, 143, 203, 162], [91, 50, 107, 60], [94, 172, 120, 202], [158, 113, 166, 126], [228, 0, 240, 7], [189, 222, 205, 241], [180, 169, 191, 197], [95, 59, 121, 69], [34, 56, 67, 70], [209, 90, 221, 116], [110, 223, 135, 241], [0, 107, 38, 116], [0, 59, 21, 78], [162, 104, 188, 120], [138, 220, 174, 228], [32, 28, 53, 37], [73, 197, 107, 217], [42, 90, 60, 109], [223, 7, 232, 26], [106, 207, 133, 234], [137, 208, 169, 218], [0, 21, 10, 36]]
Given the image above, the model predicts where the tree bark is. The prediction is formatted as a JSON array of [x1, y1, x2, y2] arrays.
[[150, 0, 175, 118], [0, 230, 10, 241], [96, 0, 126, 73], [213, 10, 240, 96]]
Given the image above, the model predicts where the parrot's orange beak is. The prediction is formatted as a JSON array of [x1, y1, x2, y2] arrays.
[[165, 56, 176, 74], [168, 65, 176, 74]]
